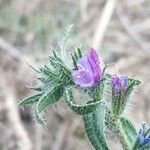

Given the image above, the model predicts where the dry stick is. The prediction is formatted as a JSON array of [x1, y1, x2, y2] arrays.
[[116, 6, 150, 53], [134, 19, 150, 32], [5, 88, 32, 150], [0, 38, 32, 149], [80, 0, 88, 22], [92, 0, 117, 50], [0, 37, 22, 61]]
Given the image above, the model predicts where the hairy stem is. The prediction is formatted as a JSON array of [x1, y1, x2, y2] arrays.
[[116, 120, 131, 150], [83, 113, 102, 150], [106, 113, 131, 150]]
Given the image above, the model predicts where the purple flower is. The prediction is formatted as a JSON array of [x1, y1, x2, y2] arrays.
[[139, 123, 150, 146], [112, 75, 128, 95], [72, 48, 102, 87]]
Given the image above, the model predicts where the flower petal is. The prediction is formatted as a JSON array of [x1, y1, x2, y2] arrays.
[[112, 75, 121, 94], [139, 123, 146, 145], [72, 69, 95, 87], [120, 76, 128, 88], [77, 56, 93, 72], [87, 48, 101, 82]]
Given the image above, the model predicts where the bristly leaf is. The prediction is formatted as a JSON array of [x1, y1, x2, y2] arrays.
[[25, 85, 42, 91], [27, 63, 40, 73], [37, 85, 63, 113], [59, 25, 73, 59], [71, 54, 78, 69], [77, 47, 82, 58], [83, 103, 110, 150], [64, 87, 103, 115], [120, 117, 138, 148], [36, 85, 63, 125], [71, 47, 83, 69], [83, 113, 102, 150], [19, 94, 41, 106], [112, 77, 141, 117], [93, 104, 110, 150], [112, 91, 122, 117], [121, 78, 141, 114]]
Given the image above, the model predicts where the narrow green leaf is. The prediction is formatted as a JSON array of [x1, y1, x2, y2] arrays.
[[19, 94, 41, 106], [112, 92, 122, 117], [34, 110, 47, 126], [64, 88, 101, 115], [27, 63, 40, 73], [74, 52, 78, 60], [35, 85, 63, 125], [71, 53, 77, 69], [93, 104, 110, 150], [40, 65, 56, 78], [83, 113, 102, 150], [77, 47, 82, 58], [120, 117, 138, 148], [37, 85, 63, 113], [125, 78, 141, 101], [121, 78, 141, 114], [25, 85, 42, 91], [112, 78, 141, 117]]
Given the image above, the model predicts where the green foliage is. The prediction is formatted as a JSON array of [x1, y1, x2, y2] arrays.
[[19, 94, 41, 106], [83, 104, 109, 150], [120, 117, 138, 148], [71, 47, 83, 69], [19, 28, 144, 150], [65, 87, 101, 115], [37, 85, 63, 113], [19, 50, 73, 124], [112, 78, 141, 117]]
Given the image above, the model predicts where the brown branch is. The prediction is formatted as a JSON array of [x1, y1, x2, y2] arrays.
[[92, 0, 117, 50], [80, 0, 88, 22], [0, 37, 22, 61], [0, 72, 32, 150]]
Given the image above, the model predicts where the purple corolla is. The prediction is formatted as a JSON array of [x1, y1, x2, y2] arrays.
[[112, 75, 128, 95], [72, 48, 102, 87], [139, 123, 150, 146]]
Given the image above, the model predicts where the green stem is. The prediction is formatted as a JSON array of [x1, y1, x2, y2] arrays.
[[83, 114, 102, 150], [83, 104, 110, 150], [106, 113, 131, 150], [116, 120, 131, 150]]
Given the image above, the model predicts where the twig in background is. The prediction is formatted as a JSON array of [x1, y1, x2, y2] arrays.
[[0, 73, 32, 150], [5, 89, 32, 150], [0, 37, 22, 61], [92, 0, 117, 50], [80, 0, 88, 22], [116, 5, 150, 53], [133, 19, 150, 33]]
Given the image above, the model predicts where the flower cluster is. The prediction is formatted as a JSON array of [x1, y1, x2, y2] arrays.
[[72, 47, 128, 96]]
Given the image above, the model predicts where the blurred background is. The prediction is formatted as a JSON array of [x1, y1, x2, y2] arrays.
[[0, 0, 150, 149]]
